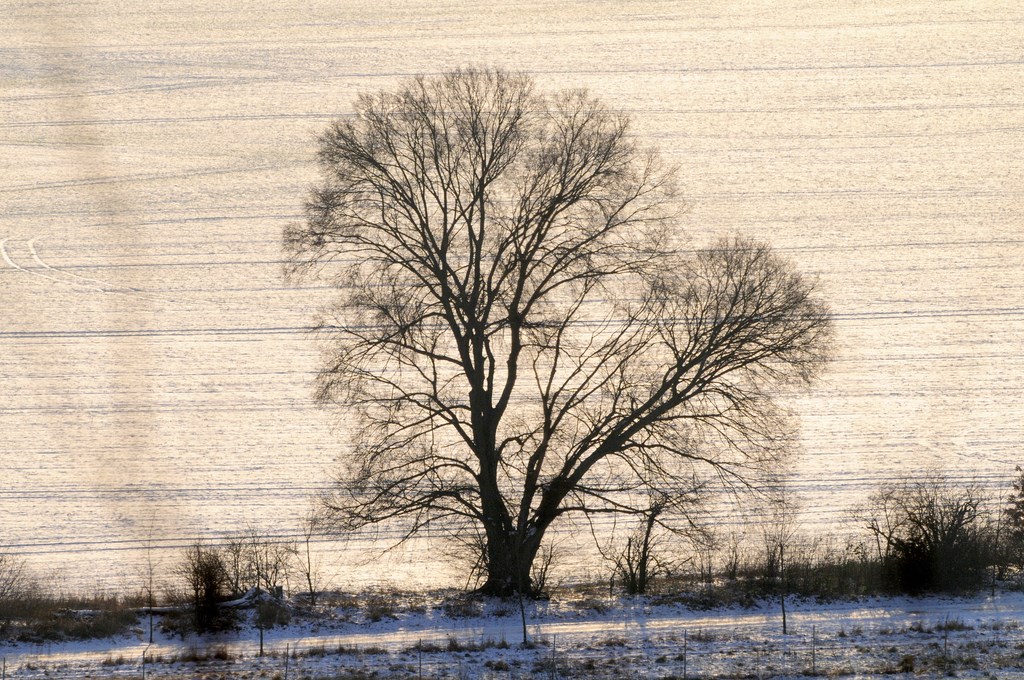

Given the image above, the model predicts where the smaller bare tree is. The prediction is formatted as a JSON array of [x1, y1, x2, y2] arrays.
[[529, 543, 558, 596], [760, 495, 797, 580], [222, 537, 248, 597], [295, 510, 325, 606], [177, 542, 230, 633], [758, 493, 797, 634], [0, 550, 30, 633], [245, 529, 295, 594], [720, 530, 747, 582], [694, 531, 717, 588], [602, 485, 707, 596], [614, 498, 670, 595], [1001, 466, 1024, 574], [226, 526, 296, 656], [139, 537, 162, 644], [0, 551, 27, 605], [223, 526, 297, 597]]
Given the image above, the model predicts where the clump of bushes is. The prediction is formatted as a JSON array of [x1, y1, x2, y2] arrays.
[[1, 551, 142, 641], [440, 593, 483, 619], [8, 468, 1024, 648], [0, 589, 140, 642], [617, 470, 1024, 602], [363, 593, 399, 622], [166, 527, 299, 636], [174, 542, 235, 633], [860, 476, 993, 593]]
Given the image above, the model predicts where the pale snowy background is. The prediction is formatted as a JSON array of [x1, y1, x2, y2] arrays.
[[1, 0, 1022, 593]]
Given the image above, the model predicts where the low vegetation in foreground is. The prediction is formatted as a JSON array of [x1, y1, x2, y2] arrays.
[[9, 587, 1024, 679], [6, 472, 1024, 677]]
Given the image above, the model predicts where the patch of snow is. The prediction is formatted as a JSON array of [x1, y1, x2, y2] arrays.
[[6, 592, 1024, 677]]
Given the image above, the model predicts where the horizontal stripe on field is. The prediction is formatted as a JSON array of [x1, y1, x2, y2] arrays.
[[19, 237, 1024, 259], [0, 471, 1013, 502], [2, 107, 1022, 131], [3, 306, 1024, 340], [0, 495, 1010, 557]]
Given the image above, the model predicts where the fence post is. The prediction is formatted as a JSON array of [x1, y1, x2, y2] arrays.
[[811, 625, 816, 675], [284, 642, 289, 680], [780, 542, 788, 635], [549, 633, 557, 679], [782, 628, 788, 676], [683, 629, 688, 680]]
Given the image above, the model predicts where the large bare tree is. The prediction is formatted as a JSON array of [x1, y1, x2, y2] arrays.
[[286, 67, 833, 595]]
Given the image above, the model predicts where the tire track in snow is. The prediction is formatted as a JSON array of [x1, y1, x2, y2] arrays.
[[1, 237, 98, 291], [27, 238, 168, 303], [4, 237, 211, 305]]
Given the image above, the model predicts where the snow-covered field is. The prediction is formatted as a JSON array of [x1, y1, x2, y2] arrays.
[[2, 0, 1023, 594], [8, 592, 1024, 678]]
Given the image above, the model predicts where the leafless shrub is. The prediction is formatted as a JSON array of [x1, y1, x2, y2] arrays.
[[857, 474, 992, 593], [223, 525, 296, 597], [0, 551, 28, 605], [0, 550, 31, 628], [530, 543, 558, 595], [176, 542, 232, 633], [441, 593, 483, 619], [295, 510, 325, 605], [613, 511, 672, 595], [363, 593, 398, 622]]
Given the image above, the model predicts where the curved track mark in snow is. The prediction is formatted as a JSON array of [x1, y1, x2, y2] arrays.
[[28, 237, 117, 290], [0, 237, 16, 269], [25, 238, 224, 306], [4, 237, 181, 305], [1, 237, 97, 291], [27, 238, 168, 303]]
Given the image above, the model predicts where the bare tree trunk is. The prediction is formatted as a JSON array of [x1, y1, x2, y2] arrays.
[[479, 524, 540, 596], [780, 542, 788, 635]]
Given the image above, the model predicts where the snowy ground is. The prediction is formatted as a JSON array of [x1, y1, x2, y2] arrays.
[[7, 592, 1024, 678]]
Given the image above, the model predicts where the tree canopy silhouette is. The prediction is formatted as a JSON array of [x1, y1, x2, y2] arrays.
[[285, 67, 834, 595]]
